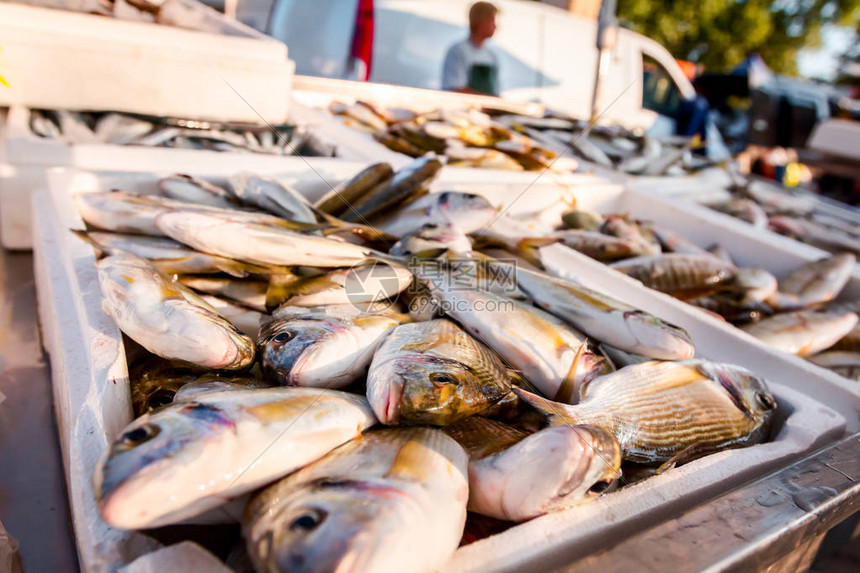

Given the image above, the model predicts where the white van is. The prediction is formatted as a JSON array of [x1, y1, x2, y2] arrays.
[[249, 0, 696, 131]]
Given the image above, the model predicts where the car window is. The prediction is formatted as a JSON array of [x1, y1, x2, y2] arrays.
[[642, 54, 682, 116]]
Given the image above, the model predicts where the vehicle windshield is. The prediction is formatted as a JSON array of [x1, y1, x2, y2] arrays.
[[642, 54, 682, 116]]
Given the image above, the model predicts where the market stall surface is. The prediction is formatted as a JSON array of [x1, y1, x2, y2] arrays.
[[0, 244, 78, 571]]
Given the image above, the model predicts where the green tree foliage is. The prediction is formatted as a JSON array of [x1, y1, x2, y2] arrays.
[[615, 0, 860, 74]]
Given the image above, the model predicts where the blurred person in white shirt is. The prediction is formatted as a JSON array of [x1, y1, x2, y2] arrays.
[[441, 2, 500, 96]]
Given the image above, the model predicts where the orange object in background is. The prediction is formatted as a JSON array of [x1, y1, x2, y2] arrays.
[[676, 59, 697, 81]]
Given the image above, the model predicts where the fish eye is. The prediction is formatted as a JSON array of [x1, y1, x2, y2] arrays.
[[273, 331, 295, 344], [463, 193, 479, 200], [755, 392, 776, 410], [289, 509, 326, 531], [430, 372, 456, 385], [121, 424, 159, 447]]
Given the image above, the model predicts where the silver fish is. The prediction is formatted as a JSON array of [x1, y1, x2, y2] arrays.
[[375, 191, 498, 237], [741, 310, 859, 357], [97, 252, 255, 370], [445, 417, 620, 521], [733, 267, 778, 305], [259, 305, 403, 388], [155, 210, 375, 267], [389, 223, 472, 257], [229, 172, 317, 223], [512, 266, 695, 360], [178, 276, 268, 313], [242, 427, 467, 573], [266, 263, 413, 309], [95, 387, 376, 529], [768, 253, 855, 310], [158, 174, 237, 209], [808, 351, 860, 380]]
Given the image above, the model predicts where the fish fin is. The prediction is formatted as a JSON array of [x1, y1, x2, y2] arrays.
[[655, 442, 716, 474], [213, 260, 252, 279], [553, 342, 586, 404], [511, 387, 580, 426], [516, 237, 559, 267], [265, 273, 302, 312]]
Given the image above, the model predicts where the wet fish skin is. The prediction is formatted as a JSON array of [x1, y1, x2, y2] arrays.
[[551, 229, 636, 262], [446, 417, 620, 521], [158, 174, 236, 209], [228, 172, 317, 224], [417, 271, 603, 403], [610, 254, 736, 300], [741, 310, 859, 357], [808, 351, 860, 380], [343, 155, 443, 222], [512, 265, 695, 360], [242, 427, 468, 573], [514, 360, 777, 464], [376, 191, 499, 237], [97, 252, 255, 370], [600, 215, 661, 256], [266, 264, 413, 309], [560, 209, 605, 232], [76, 191, 184, 236], [768, 253, 855, 310], [711, 199, 768, 229], [95, 387, 377, 529], [259, 305, 402, 389], [155, 210, 375, 267], [733, 268, 778, 305], [178, 276, 268, 312], [366, 319, 511, 426], [390, 223, 472, 256], [314, 162, 395, 217]]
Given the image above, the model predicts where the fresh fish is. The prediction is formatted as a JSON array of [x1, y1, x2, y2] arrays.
[[97, 252, 255, 370], [366, 319, 511, 425], [448, 148, 525, 171], [808, 351, 860, 380], [418, 271, 604, 403], [707, 244, 735, 266], [228, 172, 317, 223], [259, 305, 403, 388], [445, 417, 620, 521], [95, 387, 376, 529], [768, 216, 860, 257], [375, 191, 498, 237], [733, 268, 778, 304], [515, 360, 777, 464], [330, 101, 389, 132], [198, 295, 266, 339], [650, 226, 712, 257], [512, 266, 695, 360], [551, 229, 636, 262], [158, 174, 237, 209], [598, 343, 650, 369], [571, 135, 613, 167], [155, 210, 375, 267], [313, 163, 394, 217], [242, 427, 467, 573], [266, 263, 413, 309], [710, 199, 768, 229], [389, 223, 472, 257], [741, 310, 859, 357], [178, 276, 268, 313], [560, 209, 605, 232], [610, 254, 736, 300], [76, 191, 185, 236], [768, 254, 855, 309], [343, 156, 443, 222], [73, 230, 284, 278], [830, 325, 860, 352], [600, 215, 661, 256], [688, 293, 774, 325], [93, 112, 154, 145]]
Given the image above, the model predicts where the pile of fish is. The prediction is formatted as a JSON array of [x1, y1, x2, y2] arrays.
[[328, 100, 707, 175], [515, 205, 860, 380], [27, 108, 336, 156], [708, 181, 860, 258], [76, 157, 779, 572]]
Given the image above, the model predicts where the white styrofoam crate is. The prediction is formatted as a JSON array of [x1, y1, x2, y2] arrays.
[[1, 112, 609, 251], [32, 164, 853, 572], [0, 2, 292, 122]]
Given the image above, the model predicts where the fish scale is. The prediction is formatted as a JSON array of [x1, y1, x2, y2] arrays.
[[514, 360, 776, 464]]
